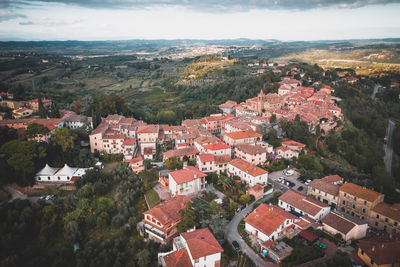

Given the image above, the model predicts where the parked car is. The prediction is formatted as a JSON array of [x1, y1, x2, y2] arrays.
[[40, 195, 47, 200], [232, 240, 241, 252], [286, 170, 294, 176], [297, 186, 304, 191], [315, 242, 327, 249], [288, 181, 295, 187], [305, 179, 312, 185]]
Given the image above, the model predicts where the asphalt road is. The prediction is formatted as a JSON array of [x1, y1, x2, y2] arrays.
[[371, 84, 379, 99], [226, 193, 278, 267], [3, 185, 52, 204], [384, 120, 396, 174], [268, 170, 308, 195]]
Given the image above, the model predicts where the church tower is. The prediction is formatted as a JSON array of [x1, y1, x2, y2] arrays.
[[257, 89, 265, 114]]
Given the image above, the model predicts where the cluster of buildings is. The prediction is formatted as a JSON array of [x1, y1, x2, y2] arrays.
[[1, 97, 53, 119], [219, 77, 343, 134], [241, 173, 400, 265]]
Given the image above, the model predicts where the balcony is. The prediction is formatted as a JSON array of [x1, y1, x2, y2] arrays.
[[144, 222, 166, 241]]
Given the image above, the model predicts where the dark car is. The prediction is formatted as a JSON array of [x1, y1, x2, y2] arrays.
[[232, 240, 241, 252], [288, 181, 295, 187], [297, 186, 304, 191]]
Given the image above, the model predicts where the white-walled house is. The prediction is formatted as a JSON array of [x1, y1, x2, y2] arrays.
[[234, 144, 268, 165], [201, 142, 231, 156], [228, 158, 268, 187], [321, 211, 368, 242], [168, 166, 207, 196], [276, 146, 300, 160], [278, 190, 331, 221], [196, 154, 215, 173], [244, 204, 299, 242], [159, 228, 223, 267]]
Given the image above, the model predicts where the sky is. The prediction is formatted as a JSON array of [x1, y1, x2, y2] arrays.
[[0, 0, 399, 41]]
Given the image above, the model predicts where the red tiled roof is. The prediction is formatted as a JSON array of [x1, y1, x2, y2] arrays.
[[229, 158, 268, 177], [244, 204, 297, 236], [298, 230, 318, 242], [281, 140, 306, 148], [144, 195, 192, 231], [340, 183, 383, 202], [164, 146, 199, 159], [129, 156, 143, 164], [235, 144, 267, 155], [198, 153, 215, 163], [122, 138, 136, 146], [169, 167, 206, 185], [137, 124, 159, 134], [181, 228, 224, 259], [321, 174, 343, 184], [103, 134, 125, 140], [321, 212, 365, 235], [163, 249, 192, 267], [203, 142, 230, 151], [225, 130, 262, 140], [308, 179, 340, 196], [215, 155, 231, 164], [279, 190, 329, 216], [357, 234, 400, 265], [372, 202, 400, 222]]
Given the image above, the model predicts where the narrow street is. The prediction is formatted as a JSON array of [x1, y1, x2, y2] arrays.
[[384, 119, 396, 174], [226, 193, 278, 267]]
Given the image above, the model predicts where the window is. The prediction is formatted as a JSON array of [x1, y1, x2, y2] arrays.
[[344, 193, 347, 197], [385, 218, 389, 223], [376, 214, 380, 219], [395, 222, 398, 226], [362, 208, 366, 213], [38, 177, 41, 180], [58, 177, 60, 180], [352, 204, 356, 209], [342, 200, 346, 205], [364, 200, 367, 205], [375, 221, 378, 226], [354, 196, 357, 201], [361, 250, 364, 255]]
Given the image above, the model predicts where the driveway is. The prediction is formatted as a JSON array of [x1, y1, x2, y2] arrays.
[[153, 183, 171, 200], [268, 170, 308, 195], [3, 185, 50, 204], [226, 193, 278, 267]]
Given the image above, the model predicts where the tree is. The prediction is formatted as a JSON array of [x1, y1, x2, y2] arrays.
[[239, 194, 251, 205], [0, 126, 17, 147], [50, 128, 76, 152], [177, 202, 196, 232], [38, 96, 47, 118], [0, 140, 46, 185], [165, 157, 178, 170], [25, 123, 49, 139], [270, 114, 277, 123], [64, 220, 79, 241], [136, 249, 150, 267]]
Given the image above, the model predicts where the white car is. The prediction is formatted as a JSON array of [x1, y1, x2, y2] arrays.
[[305, 179, 312, 185], [286, 170, 295, 176]]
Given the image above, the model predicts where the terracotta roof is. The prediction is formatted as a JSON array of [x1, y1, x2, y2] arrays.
[[169, 167, 206, 185], [321, 174, 343, 184], [90, 122, 108, 135], [281, 140, 306, 148], [219, 100, 237, 109], [129, 156, 143, 164], [122, 138, 136, 146], [249, 184, 264, 193], [229, 158, 268, 177], [244, 204, 297, 236], [194, 135, 220, 145], [143, 147, 154, 155], [225, 130, 262, 140], [137, 124, 159, 134], [103, 134, 125, 140], [180, 228, 224, 259], [235, 144, 267, 155], [215, 155, 231, 164], [298, 230, 318, 242], [144, 195, 192, 231], [321, 211, 366, 235], [198, 153, 215, 163], [279, 190, 329, 217], [164, 146, 199, 159], [357, 234, 400, 265], [203, 142, 230, 151], [308, 179, 340, 196], [340, 183, 383, 202], [372, 202, 400, 222], [163, 249, 192, 267]]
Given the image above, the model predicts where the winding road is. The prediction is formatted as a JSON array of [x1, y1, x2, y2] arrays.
[[226, 193, 277, 267], [384, 120, 396, 174]]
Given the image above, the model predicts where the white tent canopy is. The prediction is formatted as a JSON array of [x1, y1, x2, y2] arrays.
[[55, 164, 78, 177], [36, 164, 59, 176]]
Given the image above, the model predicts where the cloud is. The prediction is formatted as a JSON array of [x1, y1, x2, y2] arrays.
[[2, 0, 400, 12], [0, 11, 26, 22], [18, 17, 83, 26]]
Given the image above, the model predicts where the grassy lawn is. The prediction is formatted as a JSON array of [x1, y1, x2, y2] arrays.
[[145, 189, 160, 208]]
